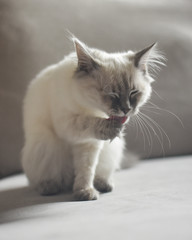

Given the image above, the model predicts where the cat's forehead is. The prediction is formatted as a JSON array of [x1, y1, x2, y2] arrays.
[[96, 51, 133, 74], [91, 49, 136, 89], [95, 51, 131, 67], [99, 66, 135, 93], [101, 59, 134, 86]]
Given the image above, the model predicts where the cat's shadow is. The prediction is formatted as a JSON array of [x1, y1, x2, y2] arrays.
[[0, 185, 73, 224]]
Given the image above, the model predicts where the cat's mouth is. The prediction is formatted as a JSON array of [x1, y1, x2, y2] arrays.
[[107, 116, 128, 124]]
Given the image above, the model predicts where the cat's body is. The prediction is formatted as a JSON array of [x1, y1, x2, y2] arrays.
[[22, 37, 163, 200]]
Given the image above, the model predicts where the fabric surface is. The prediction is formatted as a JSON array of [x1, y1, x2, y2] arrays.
[[0, 156, 192, 240], [0, 0, 192, 177]]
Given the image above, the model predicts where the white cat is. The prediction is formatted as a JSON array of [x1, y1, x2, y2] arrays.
[[22, 37, 163, 201]]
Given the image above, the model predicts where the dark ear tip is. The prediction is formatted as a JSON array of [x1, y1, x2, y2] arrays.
[[72, 37, 82, 49], [151, 42, 157, 48], [134, 42, 157, 67], [65, 29, 77, 43]]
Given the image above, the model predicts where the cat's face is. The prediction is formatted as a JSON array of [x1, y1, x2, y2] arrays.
[[73, 38, 162, 118], [96, 60, 152, 118]]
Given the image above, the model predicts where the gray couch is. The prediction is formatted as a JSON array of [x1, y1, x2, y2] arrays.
[[0, 0, 192, 239]]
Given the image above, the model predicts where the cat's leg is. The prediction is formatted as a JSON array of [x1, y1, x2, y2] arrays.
[[22, 128, 73, 195], [94, 137, 125, 193], [72, 141, 103, 201]]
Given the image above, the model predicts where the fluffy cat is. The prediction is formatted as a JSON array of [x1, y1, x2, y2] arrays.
[[22, 37, 163, 201]]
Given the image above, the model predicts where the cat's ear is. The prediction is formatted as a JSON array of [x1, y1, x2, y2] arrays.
[[134, 43, 157, 72], [73, 38, 99, 73]]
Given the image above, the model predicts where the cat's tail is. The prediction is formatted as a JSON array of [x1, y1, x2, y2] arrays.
[[120, 150, 139, 169]]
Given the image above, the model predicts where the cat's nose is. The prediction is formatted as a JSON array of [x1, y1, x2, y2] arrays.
[[121, 106, 131, 115]]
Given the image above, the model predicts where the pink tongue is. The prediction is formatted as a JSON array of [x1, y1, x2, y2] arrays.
[[108, 116, 127, 124], [120, 116, 128, 124]]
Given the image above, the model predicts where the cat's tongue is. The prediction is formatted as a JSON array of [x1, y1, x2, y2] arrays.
[[107, 116, 128, 124]]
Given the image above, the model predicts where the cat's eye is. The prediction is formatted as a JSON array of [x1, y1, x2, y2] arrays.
[[109, 92, 119, 99], [130, 89, 139, 97]]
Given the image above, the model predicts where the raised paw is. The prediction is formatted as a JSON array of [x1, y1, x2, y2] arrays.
[[73, 188, 99, 201], [94, 178, 113, 193], [96, 118, 123, 141]]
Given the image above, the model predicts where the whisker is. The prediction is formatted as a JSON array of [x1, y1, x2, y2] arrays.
[[134, 118, 139, 140], [131, 116, 139, 140], [129, 117, 139, 138], [139, 115, 153, 157], [138, 114, 153, 146], [145, 101, 184, 128], [138, 112, 166, 156], [152, 89, 164, 101], [142, 107, 161, 115], [137, 114, 151, 148], [137, 114, 154, 157], [140, 111, 171, 149], [135, 115, 146, 150]]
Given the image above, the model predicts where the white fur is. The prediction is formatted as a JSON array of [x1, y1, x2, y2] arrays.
[[22, 53, 124, 197], [22, 39, 161, 200]]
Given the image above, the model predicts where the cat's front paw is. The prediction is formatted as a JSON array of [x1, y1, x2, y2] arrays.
[[73, 188, 99, 201], [96, 118, 122, 141]]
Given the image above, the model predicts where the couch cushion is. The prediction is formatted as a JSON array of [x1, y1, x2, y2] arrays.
[[0, 0, 192, 177], [0, 156, 192, 239]]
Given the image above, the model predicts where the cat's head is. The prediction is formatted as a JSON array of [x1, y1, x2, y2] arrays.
[[72, 37, 164, 119]]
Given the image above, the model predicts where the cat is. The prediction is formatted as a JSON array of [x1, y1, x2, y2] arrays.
[[22, 36, 163, 201]]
